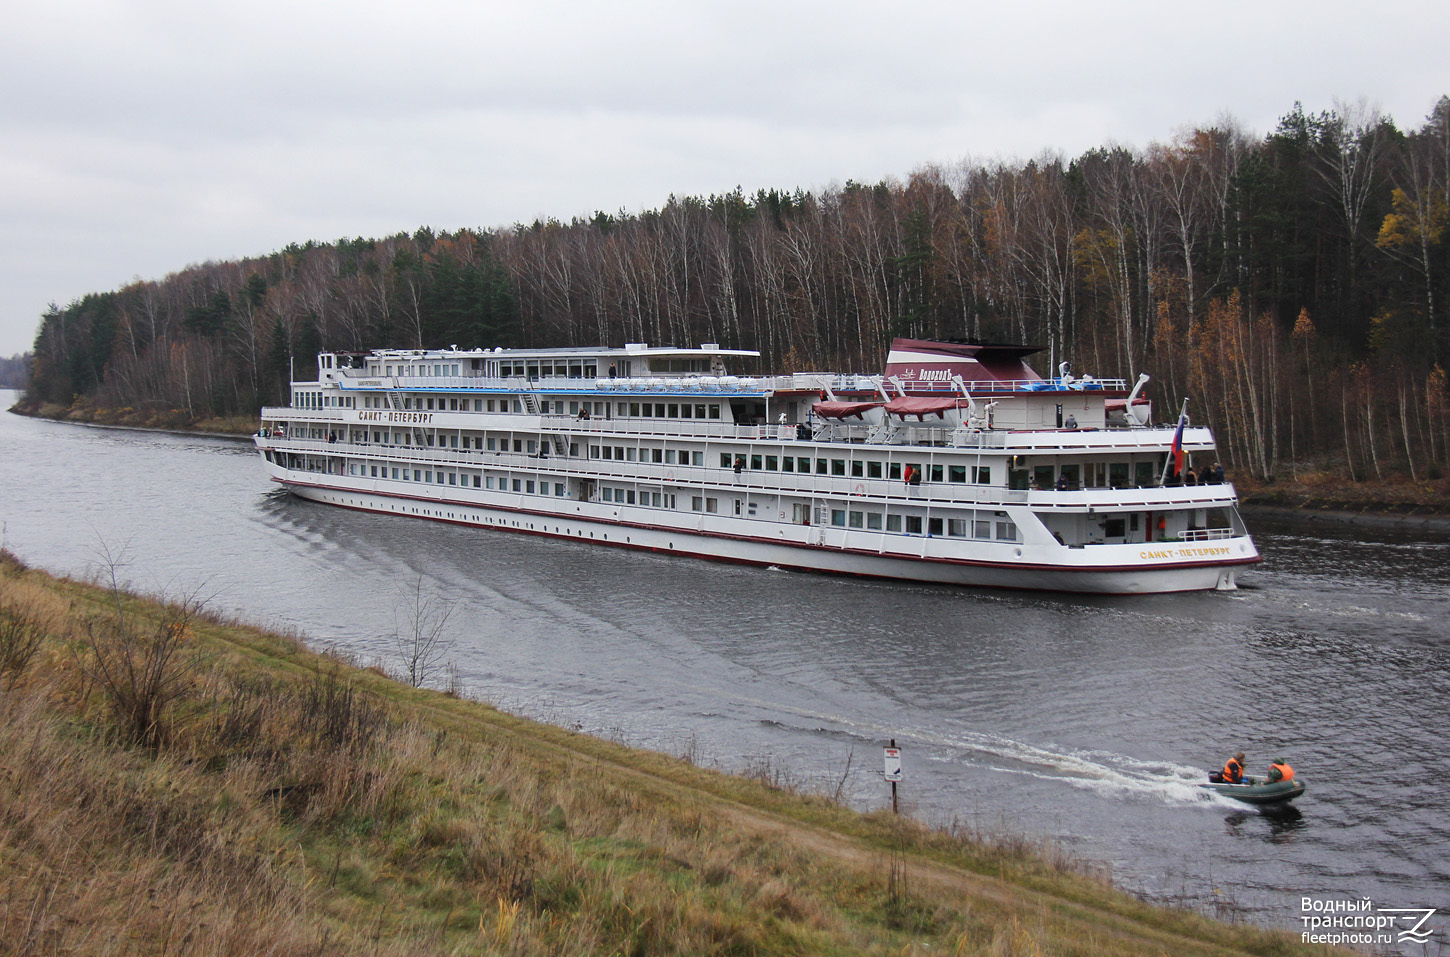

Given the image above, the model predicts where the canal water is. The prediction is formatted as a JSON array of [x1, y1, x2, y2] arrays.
[[2, 394, 1446, 947]]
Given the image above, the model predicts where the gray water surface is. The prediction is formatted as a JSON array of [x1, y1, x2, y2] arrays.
[[3, 395, 1446, 946]]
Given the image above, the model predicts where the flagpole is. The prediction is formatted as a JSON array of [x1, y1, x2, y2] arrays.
[[1159, 398, 1190, 486]]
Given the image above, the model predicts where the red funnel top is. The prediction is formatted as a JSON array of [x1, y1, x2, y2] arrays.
[[883, 338, 1042, 388]]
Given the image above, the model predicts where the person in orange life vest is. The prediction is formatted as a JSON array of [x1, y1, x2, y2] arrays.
[[1266, 758, 1295, 783], [1221, 752, 1246, 784]]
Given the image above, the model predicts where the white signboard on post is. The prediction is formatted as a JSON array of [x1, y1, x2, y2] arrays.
[[883, 746, 903, 782]]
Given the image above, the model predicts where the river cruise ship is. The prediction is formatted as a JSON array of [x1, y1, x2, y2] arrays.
[[254, 338, 1259, 594]]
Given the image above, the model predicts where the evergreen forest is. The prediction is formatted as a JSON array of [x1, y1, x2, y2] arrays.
[[19, 98, 1450, 483]]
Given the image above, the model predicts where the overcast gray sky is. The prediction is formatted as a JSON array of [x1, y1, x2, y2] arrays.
[[2, 0, 1446, 356]]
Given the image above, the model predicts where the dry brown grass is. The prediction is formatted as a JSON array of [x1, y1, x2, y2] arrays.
[[0, 550, 1339, 956]]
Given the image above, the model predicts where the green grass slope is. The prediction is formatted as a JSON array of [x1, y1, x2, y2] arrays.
[[0, 551, 1341, 956]]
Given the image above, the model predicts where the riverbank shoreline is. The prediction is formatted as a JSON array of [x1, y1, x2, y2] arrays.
[[1239, 500, 1450, 532], [6, 396, 258, 438], [11, 397, 1450, 531], [0, 549, 1334, 955]]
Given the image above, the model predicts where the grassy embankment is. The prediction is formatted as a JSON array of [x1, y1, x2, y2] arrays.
[[0, 551, 1341, 956]]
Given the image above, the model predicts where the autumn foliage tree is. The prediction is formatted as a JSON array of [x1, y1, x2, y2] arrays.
[[18, 96, 1450, 484]]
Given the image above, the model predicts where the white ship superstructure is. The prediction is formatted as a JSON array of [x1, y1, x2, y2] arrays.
[[255, 338, 1259, 594]]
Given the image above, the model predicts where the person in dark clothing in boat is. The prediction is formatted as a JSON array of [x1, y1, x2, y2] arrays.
[[1265, 758, 1295, 783], [1216, 752, 1246, 784]]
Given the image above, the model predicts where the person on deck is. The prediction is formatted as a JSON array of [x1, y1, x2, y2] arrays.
[[1221, 752, 1246, 784], [1266, 758, 1295, 783]]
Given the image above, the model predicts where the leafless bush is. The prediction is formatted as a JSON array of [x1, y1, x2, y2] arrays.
[[741, 750, 803, 792], [391, 575, 457, 688], [0, 600, 46, 688], [830, 747, 856, 804], [298, 663, 388, 756], [199, 670, 292, 767], [76, 597, 201, 750]]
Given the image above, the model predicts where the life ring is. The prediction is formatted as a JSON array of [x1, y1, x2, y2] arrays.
[[853, 483, 865, 496]]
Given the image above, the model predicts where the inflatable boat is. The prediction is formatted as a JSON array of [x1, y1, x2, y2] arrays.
[[1200, 775, 1305, 805]]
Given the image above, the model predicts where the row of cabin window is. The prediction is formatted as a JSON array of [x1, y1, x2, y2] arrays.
[[350, 432, 588, 459], [363, 396, 615, 415], [596, 478, 1016, 540], [496, 361, 599, 378], [349, 461, 571, 497], [600, 487, 680, 509], [1008, 462, 1160, 491], [357, 432, 543, 453], [621, 402, 721, 419], [493, 359, 708, 377], [293, 392, 355, 410], [724, 453, 991, 484], [591, 446, 706, 466], [363, 395, 525, 412], [357, 394, 723, 421], [829, 509, 1019, 541], [306, 451, 1018, 541], [380, 363, 462, 377], [281, 455, 328, 471]]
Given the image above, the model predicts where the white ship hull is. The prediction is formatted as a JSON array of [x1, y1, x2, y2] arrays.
[[265, 464, 1254, 595]]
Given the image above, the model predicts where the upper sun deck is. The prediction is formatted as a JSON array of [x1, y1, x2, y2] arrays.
[[292, 339, 1156, 436], [317, 371, 1131, 401], [319, 342, 760, 384], [311, 345, 1129, 400]]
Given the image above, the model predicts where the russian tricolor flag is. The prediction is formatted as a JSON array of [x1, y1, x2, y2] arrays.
[[1169, 407, 1187, 477]]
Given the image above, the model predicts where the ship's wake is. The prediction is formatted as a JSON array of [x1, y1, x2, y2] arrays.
[[752, 700, 1238, 809]]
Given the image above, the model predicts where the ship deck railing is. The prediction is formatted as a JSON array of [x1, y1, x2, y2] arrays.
[[262, 437, 1241, 512], [261, 409, 1196, 450], [1180, 527, 1236, 541], [327, 371, 1130, 396]]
